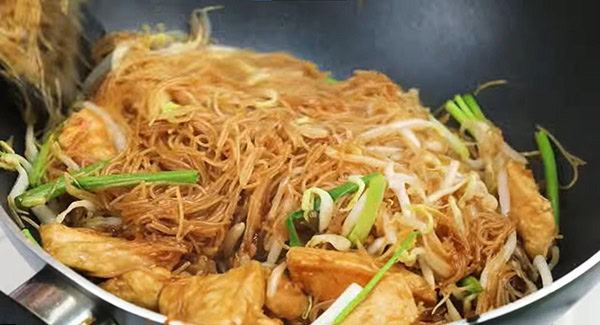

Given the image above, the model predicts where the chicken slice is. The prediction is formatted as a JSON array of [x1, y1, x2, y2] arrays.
[[341, 274, 419, 325], [40, 224, 183, 278], [100, 267, 171, 311], [159, 261, 281, 325], [58, 108, 117, 166], [265, 272, 308, 321], [287, 247, 435, 305], [506, 160, 557, 257]]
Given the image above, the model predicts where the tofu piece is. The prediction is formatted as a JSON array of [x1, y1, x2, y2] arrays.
[[286, 247, 435, 305], [341, 274, 419, 325], [100, 267, 171, 311], [40, 224, 183, 278], [58, 108, 117, 166], [158, 261, 281, 325], [265, 273, 308, 321], [506, 160, 558, 257]]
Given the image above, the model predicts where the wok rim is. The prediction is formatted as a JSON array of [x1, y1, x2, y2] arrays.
[[1, 206, 599, 324]]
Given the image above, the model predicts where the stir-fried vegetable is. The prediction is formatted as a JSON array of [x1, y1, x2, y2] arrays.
[[29, 133, 55, 187], [21, 229, 39, 246], [333, 231, 420, 324], [536, 126, 586, 190], [535, 129, 559, 225], [459, 276, 483, 297], [302, 188, 334, 232], [1, 141, 34, 228], [16, 170, 199, 208], [463, 94, 486, 121], [306, 234, 352, 252], [342, 176, 365, 211], [428, 116, 470, 160], [347, 174, 386, 244], [0, 141, 32, 172], [533, 255, 553, 287], [311, 283, 363, 325], [286, 211, 305, 247], [286, 173, 380, 247], [445, 94, 490, 129]]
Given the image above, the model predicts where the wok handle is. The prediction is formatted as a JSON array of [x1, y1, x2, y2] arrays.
[[10, 265, 118, 325]]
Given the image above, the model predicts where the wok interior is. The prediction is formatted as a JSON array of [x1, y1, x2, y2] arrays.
[[0, 0, 599, 323]]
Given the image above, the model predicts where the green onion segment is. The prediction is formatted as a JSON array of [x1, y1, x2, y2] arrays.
[[29, 133, 55, 187], [333, 231, 420, 324], [347, 173, 386, 244], [16, 170, 199, 208], [286, 173, 380, 247], [535, 129, 559, 225]]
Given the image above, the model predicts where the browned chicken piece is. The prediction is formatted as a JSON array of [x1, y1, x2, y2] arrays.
[[287, 247, 435, 305], [58, 108, 117, 166], [506, 160, 558, 257], [100, 267, 171, 311], [159, 261, 281, 325], [265, 272, 308, 321], [40, 224, 183, 278], [341, 274, 419, 325]]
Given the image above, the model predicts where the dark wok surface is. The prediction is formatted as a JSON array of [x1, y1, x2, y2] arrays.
[[1, 0, 599, 287]]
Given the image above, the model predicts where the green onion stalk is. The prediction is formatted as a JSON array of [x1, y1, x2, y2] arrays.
[[29, 133, 55, 187], [16, 170, 199, 208], [285, 173, 380, 247], [459, 276, 483, 296], [444, 94, 491, 140], [535, 129, 559, 225]]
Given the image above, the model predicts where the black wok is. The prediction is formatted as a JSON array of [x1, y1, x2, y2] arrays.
[[1, 1, 599, 324]]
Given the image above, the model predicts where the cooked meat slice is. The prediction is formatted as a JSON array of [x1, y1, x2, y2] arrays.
[[506, 160, 557, 257], [100, 267, 171, 310], [265, 272, 308, 321], [58, 108, 117, 166], [159, 261, 280, 325], [286, 247, 435, 304], [341, 274, 419, 325], [40, 224, 183, 278]]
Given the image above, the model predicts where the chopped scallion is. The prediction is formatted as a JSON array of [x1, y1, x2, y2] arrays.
[[459, 276, 483, 295], [535, 129, 559, 225], [463, 94, 486, 121], [347, 174, 386, 244], [285, 173, 380, 247], [16, 170, 199, 208], [29, 133, 55, 187], [21, 229, 39, 246]]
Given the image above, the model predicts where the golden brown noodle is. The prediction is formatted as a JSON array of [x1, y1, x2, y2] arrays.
[[44, 43, 433, 262]]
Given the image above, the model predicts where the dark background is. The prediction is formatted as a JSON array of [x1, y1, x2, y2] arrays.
[[1, 0, 599, 322]]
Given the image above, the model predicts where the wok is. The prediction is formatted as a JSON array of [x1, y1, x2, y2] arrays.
[[1, 0, 599, 324]]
